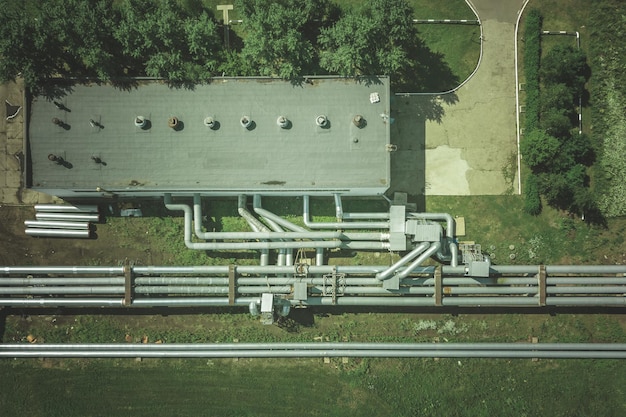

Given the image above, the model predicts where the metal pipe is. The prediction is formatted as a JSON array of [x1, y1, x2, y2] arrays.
[[303, 195, 389, 229], [35, 213, 100, 222], [188, 195, 343, 240], [334, 194, 391, 220], [134, 277, 230, 285], [546, 286, 626, 294], [165, 194, 343, 250], [0, 298, 124, 307], [546, 297, 626, 306], [442, 297, 539, 306], [299, 297, 436, 306], [443, 287, 538, 295], [547, 277, 626, 285], [395, 242, 442, 280], [135, 286, 230, 294], [0, 277, 125, 285], [2, 347, 624, 359], [24, 220, 90, 230], [25, 228, 91, 238], [5, 342, 624, 352], [34, 204, 99, 213], [0, 266, 124, 275], [0, 286, 124, 295], [376, 242, 430, 281]]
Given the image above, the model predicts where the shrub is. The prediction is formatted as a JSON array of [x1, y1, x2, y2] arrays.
[[523, 174, 542, 215], [520, 129, 560, 172], [523, 9, 542, 132]]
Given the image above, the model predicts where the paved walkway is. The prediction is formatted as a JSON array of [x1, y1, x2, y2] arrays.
[[424, 0, 526, 195], [0, 80, 56, 205]]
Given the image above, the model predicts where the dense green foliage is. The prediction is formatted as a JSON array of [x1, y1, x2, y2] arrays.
[[590, 0, 626, 216], [318, 0, 421, 89], [0, 0, 467, 96], [521, 9, 594, 217], [235, 0, 333, 79], [522, 9, 542, 133]]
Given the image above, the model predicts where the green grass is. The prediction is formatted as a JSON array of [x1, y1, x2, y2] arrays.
[[0, 355, 624, 417]]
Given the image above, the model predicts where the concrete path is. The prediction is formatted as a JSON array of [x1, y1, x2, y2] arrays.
[[424, 0, 526, 196], [0, 80, 56, 205]]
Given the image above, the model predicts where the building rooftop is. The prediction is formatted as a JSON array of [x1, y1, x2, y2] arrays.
[[27, 77, 391, 198]]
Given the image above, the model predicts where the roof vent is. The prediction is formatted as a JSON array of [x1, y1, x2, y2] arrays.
[[353, 114, 365, 128], [134, 116, 147, 128], [277, 116, 289, 129], [240, 116, 252, 129], [204, 116, 216, 129], [316, 115, 328, 128], [168, 116, 179, 129]]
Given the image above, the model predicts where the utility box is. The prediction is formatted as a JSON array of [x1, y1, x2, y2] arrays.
[[260, 293, 275, 325], [389, 205, 407, 251], [293, 282, 308, 301], [467, 260, 491, 278]]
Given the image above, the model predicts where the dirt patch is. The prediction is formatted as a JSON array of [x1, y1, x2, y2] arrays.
[[0, 205, 163, 266]]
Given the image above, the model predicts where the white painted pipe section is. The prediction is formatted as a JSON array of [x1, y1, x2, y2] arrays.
[[25, 228, 91, 238], [303, 196, 389, 229], [24, 220, 90, 229], [35, 212, 100, 222], [395, 242, 442, 280], [376, 242, 430, 281], [3, 344, 625, 359], [34, 204, 99, 213]]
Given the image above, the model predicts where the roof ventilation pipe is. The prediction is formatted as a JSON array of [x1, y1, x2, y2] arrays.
[[376, 242, 430, 281], [315, 115, 328, 127], [240, 116, 252, 128], [276, 116, 289, 129], [204, 116, 216, 129], [303, 196, 389, 230], [134, 116, 147, 128], [168, 117, 179, 129]]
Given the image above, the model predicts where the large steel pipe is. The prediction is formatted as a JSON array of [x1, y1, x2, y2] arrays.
[[24, 220, 91, 230], [34, 204, 99, 213], [25, 228, 91, 238], [35, 213, 100, 222]]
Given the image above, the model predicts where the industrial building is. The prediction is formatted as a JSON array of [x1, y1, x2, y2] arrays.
[[5, 76, 625, 321]]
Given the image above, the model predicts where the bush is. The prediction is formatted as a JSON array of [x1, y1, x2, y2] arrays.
[[523, 174, 542, 215], [523, 9, 542, 132], [520, 129, 560, 172]]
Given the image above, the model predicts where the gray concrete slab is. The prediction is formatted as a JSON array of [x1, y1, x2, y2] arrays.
[[423, 1, 525, 196]]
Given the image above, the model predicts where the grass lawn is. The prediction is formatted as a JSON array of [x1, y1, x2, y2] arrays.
[[1, 355, 624, 417]]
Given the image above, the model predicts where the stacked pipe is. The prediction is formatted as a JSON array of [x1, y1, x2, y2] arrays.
[[25, 204, 99, 238], [0, 264, 625, 308]]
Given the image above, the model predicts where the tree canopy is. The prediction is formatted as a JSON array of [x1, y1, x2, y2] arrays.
[[236, 0, 319, 79], [318, 0, 420, 88]]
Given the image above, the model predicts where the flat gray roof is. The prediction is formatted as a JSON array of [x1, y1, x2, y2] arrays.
[[28, 77, 391, 197]]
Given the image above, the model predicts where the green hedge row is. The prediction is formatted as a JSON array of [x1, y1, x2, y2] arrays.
[[522, 9, 542, 214], [523, 9, 542, 133]]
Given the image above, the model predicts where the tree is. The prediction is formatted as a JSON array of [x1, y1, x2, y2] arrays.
[[318, 0, 420, 88], [114, 0, 222, 83], [540, 45, 590, 96], [540, 108, 573, 139], [520, 129, 560, 172], [0, 0, 121, 92], [236, 0, 318, 80], [541, 83, 576, 115]]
